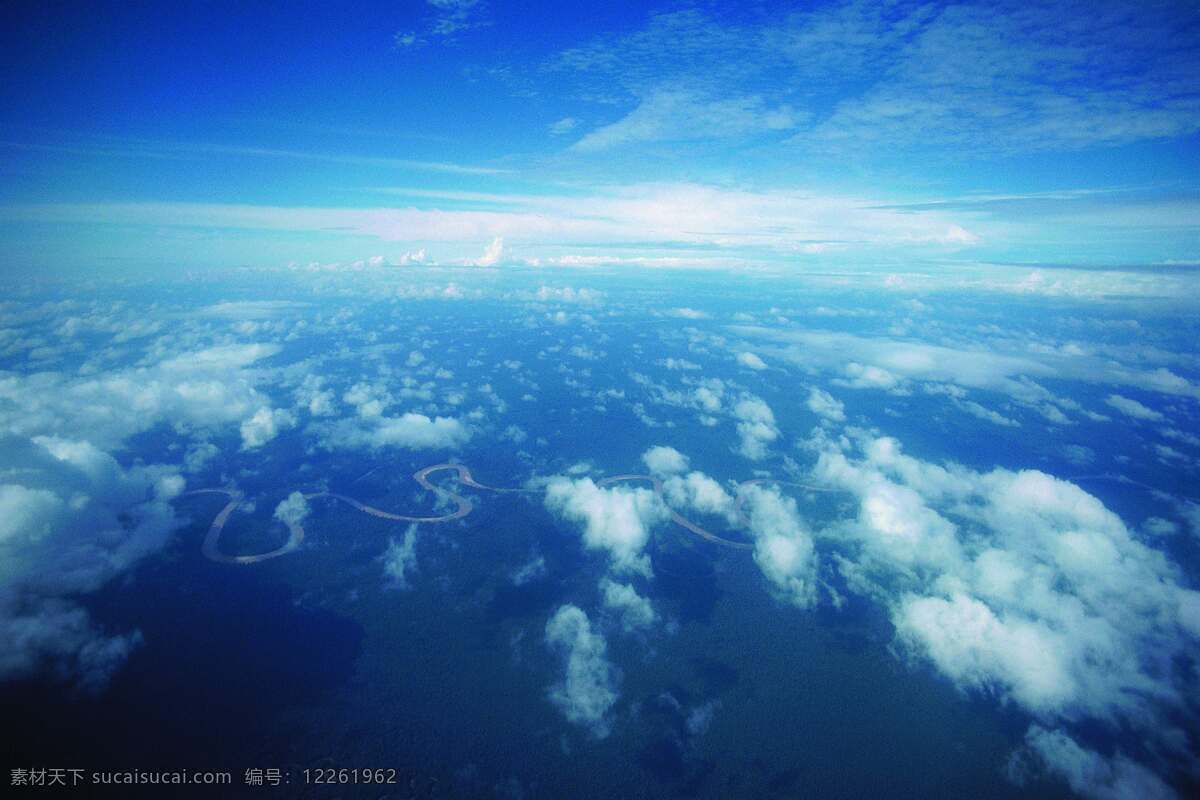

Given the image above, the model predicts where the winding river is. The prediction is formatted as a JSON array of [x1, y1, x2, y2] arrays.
[[184, 464, 832, 564]]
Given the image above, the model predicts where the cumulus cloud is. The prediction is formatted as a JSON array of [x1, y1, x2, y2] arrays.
[[0, 309, 303, 691], [641, 445, 689, 476], [895, 592, 1071, 711], [295, 375, 336, 417], [543, 477, 668, 576], [545, 604, 618, 737], [0, 342, 281, 450], [393, 248, 427, 265], [806, 387, 846, 422], [272, 491, 309, 529], [314, 411, 472, 451], [0, 435, 183, 689], [599, 578, 657, 632], [239, 406, 296, 449], [661, 470, 737, 523], [838, 361, 902, 391], [809, 430, 1200, 791], [381, 524, 419, 590], [732, 396, 779, 460], [736, 351, 767, 370], [739, 484, 818, 608]]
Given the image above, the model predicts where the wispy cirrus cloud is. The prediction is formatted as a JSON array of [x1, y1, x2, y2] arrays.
[[545, 2, 1200, 157], [0, 182, 985, 255], [394, 0, 488, 48], [571, 89, 802, 152], [0, 137, 508, 175]]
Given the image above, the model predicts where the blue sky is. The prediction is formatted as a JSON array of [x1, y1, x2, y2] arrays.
[[1, 0, 1197, 273]]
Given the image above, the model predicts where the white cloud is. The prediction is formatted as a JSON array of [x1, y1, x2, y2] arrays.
[[736, 351, 767, 370], [511, 555, 547, 586], [808, 430, 1200, 789], [838, 362, 902, 391], [1104, 394, 1164, 422], [239, 406, 296, 450], [394, 0, 486, 47], [382, 524, 419, 590], [895, 592, 1073, 711], [0, 435, 183, 689], [10, 183, 993, 260], [693, 386, 722, 414], [0, 342, 281, 450], [661, 471, 736, 522], [733, 396, 779, 460], [599, 578, 657, 632], [958, 399, 1020, 428], [572, 89, 801, 152], [0, 602, 144, 694], [549, 117, 579, 135], [641, 445, 689, 476], [739, 483, 818, 608], [296, 375, 336, 417], [393, 248, 427, 265], [1018, 725, 1175, 800], [314, 411, 472, 451], [667, 307, 708, 319], [543, 477, 668, 576], [806, 387, 846, 422], [545, 604, 618, 737], [272, 491, 309, 529], [532, 285, 603, 304], [472, 236, 505, 267], [734, 326, 1200, 403]]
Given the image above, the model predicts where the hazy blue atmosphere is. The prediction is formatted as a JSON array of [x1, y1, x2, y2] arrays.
[[1, 2, 1198, 798]]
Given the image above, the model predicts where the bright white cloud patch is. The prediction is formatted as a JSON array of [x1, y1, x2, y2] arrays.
[[543, 477, 668, 576], [240, 406, 296, 449], [739, 484, 818, 608], [895, 593, 1072, 711], [810, 431, 1200, 793], [315, 411, 472, 451], [641, 445, 689, 476], [732, 396, 779, 460], [472, 236, 505, 267], [662, 471, 737, 522], [545, 604, 618, 737], [0, 343, 281, 450], [272, 491, 309, 529]]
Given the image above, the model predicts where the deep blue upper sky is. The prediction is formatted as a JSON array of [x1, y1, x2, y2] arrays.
[[1, 0, 1197, 272]]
